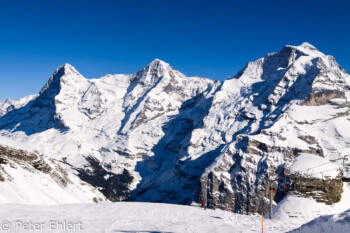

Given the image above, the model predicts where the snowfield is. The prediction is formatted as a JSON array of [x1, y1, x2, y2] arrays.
[[289, 153, 341, 179], [1, 182, 350, 233], [0, 135, 105, 205], [289, 209, 350, 233], [0, 202, 348, 233], [0, 202, 331, 233]]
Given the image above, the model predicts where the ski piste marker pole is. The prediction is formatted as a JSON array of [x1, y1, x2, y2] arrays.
[[262, 212, 263, 233]]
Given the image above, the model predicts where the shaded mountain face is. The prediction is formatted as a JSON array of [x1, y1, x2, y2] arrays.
[[0, 43, 349, 213]]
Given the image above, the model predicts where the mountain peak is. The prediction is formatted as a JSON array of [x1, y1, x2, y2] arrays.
[[149, 58, 167, 64], [40, 63, 83, 94], [4, 98, 14, 105], [299, 42, 316, 50], [285, 42, 321, 56], [279, 42, 319, 55], [56, 63, 80, 75], [132, 59, 174, 84], [146, 59, 172, 71]]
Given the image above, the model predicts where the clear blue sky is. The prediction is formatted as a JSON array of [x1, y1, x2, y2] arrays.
[[0, 0, 349, 101]]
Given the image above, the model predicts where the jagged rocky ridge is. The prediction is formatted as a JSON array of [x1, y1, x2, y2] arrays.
[[0, 43, 349, 213]]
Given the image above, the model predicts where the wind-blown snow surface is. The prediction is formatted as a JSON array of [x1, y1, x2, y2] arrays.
[[0, 43, 350, 222]]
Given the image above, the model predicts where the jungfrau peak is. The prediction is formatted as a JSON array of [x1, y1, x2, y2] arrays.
[[197, 42, 350, 213], [0, 43, 349, 218]]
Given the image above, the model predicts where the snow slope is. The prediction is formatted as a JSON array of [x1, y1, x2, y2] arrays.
[[274, 182, 350, 225], [289, 208, 350, 233], [0, 202, 321, 233], [289, 153, 341, 179], [0, 201, 349, 232], [0, 136, 105, 204]]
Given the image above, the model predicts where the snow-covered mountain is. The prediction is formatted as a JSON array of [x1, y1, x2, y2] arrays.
[[0, 59, 219, 203], [0, 94, 37, 117], [0, 43, 349, 219], [197, 42, 350, 213]]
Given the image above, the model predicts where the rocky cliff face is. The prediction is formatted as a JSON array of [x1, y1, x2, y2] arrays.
[[289, 174, 343, 205], [0, 43, 349, 212]]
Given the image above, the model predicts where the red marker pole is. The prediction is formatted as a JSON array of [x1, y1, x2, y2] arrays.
[[262, 212, 264, 233]]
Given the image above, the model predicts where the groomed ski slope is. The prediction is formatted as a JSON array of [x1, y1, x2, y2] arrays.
[[0, 201, 349, 233], [0, 202, 289, 233]]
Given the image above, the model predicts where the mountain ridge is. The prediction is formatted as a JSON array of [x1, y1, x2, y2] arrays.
[[0, 42, 349, 217]]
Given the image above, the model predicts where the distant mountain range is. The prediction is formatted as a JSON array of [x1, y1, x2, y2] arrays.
[[0, 42, 349, 215]]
